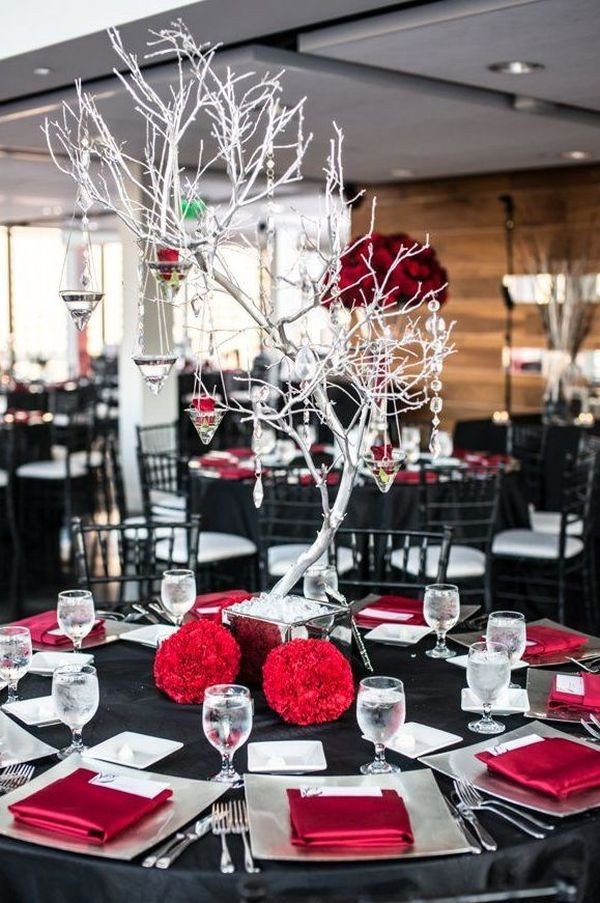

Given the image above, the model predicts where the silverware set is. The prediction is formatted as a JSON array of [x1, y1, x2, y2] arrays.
[[451, 777, 554, 849], [142, 800, 259, 872], [0, 763, 35, 795]]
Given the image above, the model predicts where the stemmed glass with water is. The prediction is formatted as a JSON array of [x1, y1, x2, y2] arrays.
[[202, 684, 253, 784], [0, 627, 32, 705], [424, 584, 460, 659], [486, 610, 526, 688], [356, 676, 405, 774], [57, 590, 96, 652], [52, 663, 99, 758], [466, 641, 510, 734], [161, 569, 196, 626]]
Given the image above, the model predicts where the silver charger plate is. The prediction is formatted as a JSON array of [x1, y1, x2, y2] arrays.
[[0, 711, 57, 764], [450, 617, 600, 666], [30, 619, 138, 652], [420, 720, 600, 816], [245, 770, 473, 861], [0, 753, 226, 860], [525, 669, 594, 723]]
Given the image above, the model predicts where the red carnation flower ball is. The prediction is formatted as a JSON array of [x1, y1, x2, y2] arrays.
[[263, 639, 355, 726], [154, 620, 241, 705]]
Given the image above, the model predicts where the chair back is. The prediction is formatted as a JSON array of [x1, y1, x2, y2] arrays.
[[333, 526, 452, 600], [559, 449, 597, 552], [419, 467, 500, 552], [257, 478, 324, 589], [512, 424, 546, 509], [136, 422, 179, 455], [71, 515, 200, 607]]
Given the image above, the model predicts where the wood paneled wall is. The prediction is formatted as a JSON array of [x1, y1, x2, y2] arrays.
[[351, 164, 600, 429]]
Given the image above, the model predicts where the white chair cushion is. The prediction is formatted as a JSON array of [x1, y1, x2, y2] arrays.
[[156, 531, 257, 565], [492, 529, 584, 560], [267, 543, 353, 577], [151, 505, 187, 522], [529, 509, 583, 536], [150, 490, 186, 509], [0, 469, 7, 489], [392, 544, 486, 580], [16, 459, 88, 480], [51, 447, 103, 468]]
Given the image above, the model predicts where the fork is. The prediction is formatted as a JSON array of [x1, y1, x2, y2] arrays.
[[568, 656, 600, 673], [455, 779, 554, 831], [580, 717, 600, 742], [0, 763, 34, 794], [212, 802, 234, 873], [454, 779, 549, 838], [229, 800, 260, 873]]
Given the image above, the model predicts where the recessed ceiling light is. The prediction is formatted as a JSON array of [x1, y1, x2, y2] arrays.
[[390, 168, 413, 179], [488, 61, 544, 75], [33, 66, 53, 76], [560, 150, 591, 161]]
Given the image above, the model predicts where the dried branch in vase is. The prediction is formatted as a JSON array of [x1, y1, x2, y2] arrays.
[[45, 19, 454, 599]]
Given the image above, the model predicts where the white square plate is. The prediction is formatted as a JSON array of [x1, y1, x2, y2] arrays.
[[120, 625, 178, 648], [461, 688, 529, 715], [447, 654, 528, 671], [84, 731, 183, 769], [3, 696, 59, 727], [29, 651, 94, 676], [247, 740, 327, 773], [0, 711, 57, 764], [387, 723, 462, 759], [364, 624, 432, 646]]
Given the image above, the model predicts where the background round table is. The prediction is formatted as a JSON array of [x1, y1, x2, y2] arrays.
[[1, 631, 598, 903]]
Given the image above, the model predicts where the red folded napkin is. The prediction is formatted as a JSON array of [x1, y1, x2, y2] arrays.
[[190, 589, 252, 622], [214, 467, 255, 480], [394, 470, 437, 485], [355, 596, 426, 629], [548, 673, 600, 713], [10, 610, 105, 647], [476, 737, 600, 800], [299, 472, 340, 487], [523, 625, 588, 661], [225, 447, 253, 459], [287, 789, 414, 849], [9, 768, 172, 843]]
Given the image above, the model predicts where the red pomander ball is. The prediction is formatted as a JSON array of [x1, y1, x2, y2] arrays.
[[154, 620, 241, 704], [263, 639, 355, 726]]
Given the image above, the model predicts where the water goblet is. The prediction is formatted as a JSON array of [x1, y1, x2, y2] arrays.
[[356, 676, 405, 774], [466, 641, 510, 734], [303, 564, 338, 602], [486, 610, 526, 689], [0, 627, 32, 705], [202, 684, 253, 784], [401, 426, 421, 464], [160, 569, 196, 626], [424, 583, 460, 658], [57, 590, 95, 652], [52, 664, 99, 758]]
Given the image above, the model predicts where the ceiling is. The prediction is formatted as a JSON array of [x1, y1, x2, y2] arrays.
[[0, 0, 598, 224]]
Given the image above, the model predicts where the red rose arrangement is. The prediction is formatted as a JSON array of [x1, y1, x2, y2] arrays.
[[370, 444, 393, 461], [334, 232, 448, 309], [262, 639, 355, 726], [153, 620, 241, 704], [192, 395, 216, 412]]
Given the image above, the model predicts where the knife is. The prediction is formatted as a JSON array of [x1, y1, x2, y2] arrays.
[[155, 814, 213, 868], [454, 797, 497, 851], [443, 795, 481, 854]]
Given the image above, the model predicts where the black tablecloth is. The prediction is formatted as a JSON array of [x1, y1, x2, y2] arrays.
[[190, 473, 530, 547], [2, 632, 599, 903]]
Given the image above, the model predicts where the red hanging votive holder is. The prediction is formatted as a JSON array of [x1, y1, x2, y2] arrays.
[[186, 396, 224, 445]]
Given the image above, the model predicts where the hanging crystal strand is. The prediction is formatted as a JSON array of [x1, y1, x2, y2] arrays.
[[265, 129, 276, 287], [252, 393, 265, 507], [135, 244, 147, 355], [253, 455, 264, 508], [426, 295, 446, 457]]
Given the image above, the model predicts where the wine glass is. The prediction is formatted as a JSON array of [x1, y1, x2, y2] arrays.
[[466, 641, 510, 734], [0, 627, 32, 705], [356, 676, 405, 774], [202, 684, 253, 784], [486, 610, 526, 689], [52, 664, 99, 758], [57, 590, 95, 652], [303, 564, 338, 602], [437, 430, 454, 458], [423, 584, 460, 658], [160, 569, 196, 626]]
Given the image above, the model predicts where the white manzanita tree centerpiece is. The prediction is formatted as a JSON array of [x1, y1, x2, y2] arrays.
[[45, 21, 454, 603]]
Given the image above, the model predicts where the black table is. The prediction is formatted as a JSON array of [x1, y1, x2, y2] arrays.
[[189, 473, 530, 547], [2, 633, 599, 903]]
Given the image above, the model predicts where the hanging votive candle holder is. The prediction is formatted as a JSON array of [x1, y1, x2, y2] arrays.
[[364, 444, 405, 493], [132, 353, 178, 395], [186, 395, 224, 444], [147, 247, 193, 299], [60, 290, 104, 332]]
